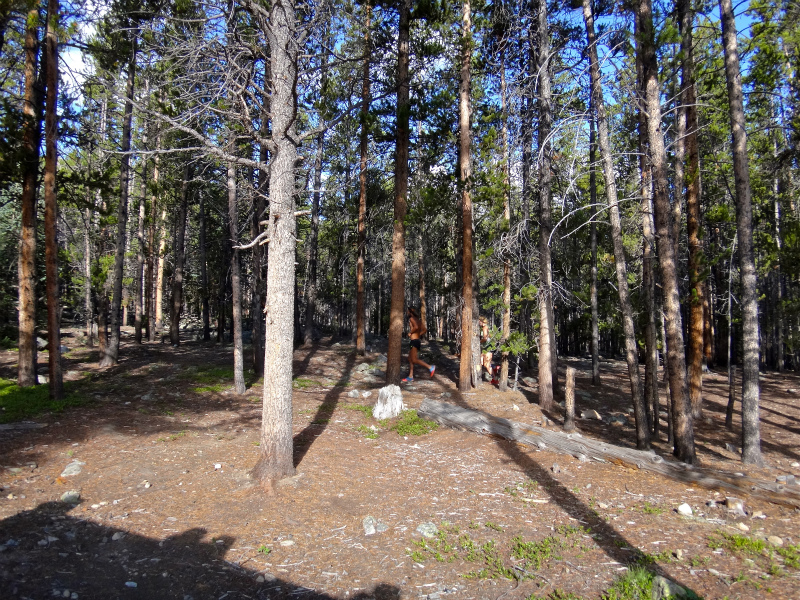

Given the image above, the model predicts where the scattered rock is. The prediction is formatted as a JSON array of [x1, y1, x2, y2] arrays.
[[512, 404, 520, 411], [776, 475, 796, 486], [706, 500, 717, 509], [597, 502, 609, 509], [581, 409, 602, 421], [372, 385, 404, 419], [674, 549, 684, 560], [416, 522, 438, 538], [60, 461, 85, 477], [792, 462, 800, 468], [256, 576, 265, 583], [279, 540, 295, 547], [374, 354, 387, 365], [111, 532, 125, 541], [768, 535, 784, 547], [354, 363, 371, 373], [752, 510, 764, 519], [787, 388, 798, 394], [677, 503, 693, 516], [652, 575, 689, 600], [361, 391, 372, 399], [521, 376, 537, 387], [347, 390, 361, 398], [737, 522, 750, 532], [551, 463, 561, 474], [60, 490, 80, 504], [36, 337, 47, 349], [363, 516, 377, 536], [125, 582, 137, 588]]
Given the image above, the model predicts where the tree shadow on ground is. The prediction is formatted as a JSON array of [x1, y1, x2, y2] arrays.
[[0, 500, 400, 599]]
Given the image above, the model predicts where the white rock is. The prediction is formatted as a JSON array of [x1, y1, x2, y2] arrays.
[[60, 490, 80, 504], [737, 522, 750, 532], [677, 503, 693, 516], [791, 462, 800, 468], [768, 535, 783, 547], [124, 582, 137, 588], [279, 539, 295, 547], [361, 391, 372, 399], [214, 463, 222, 470], [512, 404, 520, 411], [363, 516, 377, 536], [112, 532, 125, 541], [60, 461, 85, 477], [347, 390, 361, 398], [416, 522, 438, 538], [581, 409, 602, 421], [372, 385, 405, 419]]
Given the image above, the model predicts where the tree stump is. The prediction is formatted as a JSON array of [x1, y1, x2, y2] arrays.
[[564, 367, 576, 432]]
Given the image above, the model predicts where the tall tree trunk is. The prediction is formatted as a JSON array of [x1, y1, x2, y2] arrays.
[[589, 105, 600, 387], [146, 140, 160, 342], [252, 0, 299, 486], [499, 43, 512, 392], [537, 0, 556, 409], [133, 119, 148, 344], [679, 0, 705, 420], [43, 0, 62, 400], [637, 46, 658, 436], [719, 0, 763, 465], [418, 237, 427, 334], [356, 3, 370, 355], [84, 203, 94, 347], [228, 158, 246, 394], [386, 0, 411, 384], [252, 59, 270, 372], [199, 191, 210, 341], [101, 40, 137, 366], [458, 0, 474, 392], [169, 164, 190, 346], [17, 7, 42, 387], [637, 0, 694, 462], [304, 131, 323, 347], [583, 0, 649, 449]]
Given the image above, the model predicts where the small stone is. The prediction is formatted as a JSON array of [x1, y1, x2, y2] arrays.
[[125, 582, 137, 588], [790, 462, 799, 468], [674, 549, 684, 560], [71, 593, 78, 599], [706, 500, 717, 509], [279, 539, 295, 547], [725, 443, 740, 454], [752, 510, 763, 518], [361, 391, 372, 399], [372, 385, 404, 419], [552, 463, 561, 474], [363, 516, 377, 536], [787, 389, 798, 394], [256, 576, 265, 583], [416, 522, 438, 538], [60, 461, 85, 477], [376, 521, 389, 533], [144, 481, 151, 489], [512, 404, 520, 411], [767, 535, 783, 547], [737, 522, 750, 532], [62, 590, 70, 598], [112, 532, 125, 541], [581, 409, 602, 421], [652, 575, 688, 600], [677, 503, 693, 516], [60, 490, 80, 504], [347, 390, 360, 398], [214, 464, 222, 470], [597, 502, 609, 509]]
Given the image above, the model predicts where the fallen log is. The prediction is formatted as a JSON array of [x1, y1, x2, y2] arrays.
[[417, 398, 800, 508]]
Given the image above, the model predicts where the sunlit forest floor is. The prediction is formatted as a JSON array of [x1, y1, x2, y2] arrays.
[[0, 329, 798, 599]]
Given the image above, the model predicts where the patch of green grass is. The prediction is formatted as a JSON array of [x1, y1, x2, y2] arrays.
[[390, 409, 438, 436], [641, 502, 664, 515], [0, 378, 89, 424], [708, 532, 767, 556], [600, 567, 653, 600], [292, 377, 321, 389], [0, 336, 18, 350], [356, 424, 379, 439], [527, 590, 586, 600], [512, 534, 563, 570], [192, 383, 228, 393], [342, 403, 373, 417], [777, 544, 800, 569], [257, 544, 271, 555], [485, 521, 504, 532], [158, 430, 186, 442]]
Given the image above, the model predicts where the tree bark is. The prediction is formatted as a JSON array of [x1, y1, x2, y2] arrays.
[[458, 0, 474, 392], [169, 164, 191, 346], [583, 0, 649, 449], [637, 0, 694, 462], [356, 3, 370, 356], [228, 157, 246, 394], [499, 43, 511, 392], [43, 0, 62, 400], [589, 107, 599, 387], [719, 0, 763, 465], [199, 191, 210, 341], [386, 0, 411, 384], [147, 137, 161, 342], [304, 131, 323, 347], [537, 0, 556, 410], [17, 6, 42, 387], [101, 40, 137, 366], [679, 0, 705, 420], [252, 0, 299, 486], [134, 117, 148, 344]]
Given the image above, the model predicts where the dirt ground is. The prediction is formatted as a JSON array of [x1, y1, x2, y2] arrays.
[[0, 329, 799, 600]]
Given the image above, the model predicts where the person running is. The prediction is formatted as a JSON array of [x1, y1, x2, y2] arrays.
[[479, 316, 497, 384], [402, 307, 435, 383]]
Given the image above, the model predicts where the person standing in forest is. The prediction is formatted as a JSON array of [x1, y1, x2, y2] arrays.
[[479, 316, 497, 384], [402, 307, 435, 383]]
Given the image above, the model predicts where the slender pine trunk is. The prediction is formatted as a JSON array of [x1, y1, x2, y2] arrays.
[[169, 164, 190, 346], [356, 4, 371, 356], [228, 158, 246, 394]]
